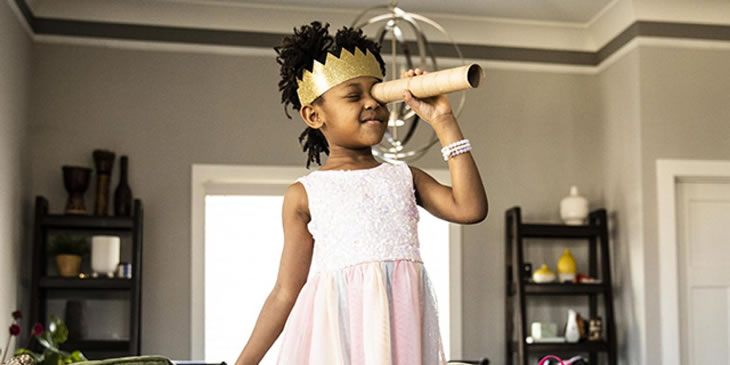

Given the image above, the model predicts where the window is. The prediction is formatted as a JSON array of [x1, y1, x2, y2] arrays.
[[191, 165, 462, 362], [204, 195, 284, 364]]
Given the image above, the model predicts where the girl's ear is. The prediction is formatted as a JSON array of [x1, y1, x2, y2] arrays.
[[300, 104, 324, 129]]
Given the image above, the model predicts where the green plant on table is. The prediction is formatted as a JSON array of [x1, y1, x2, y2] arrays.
[[14, 314, 86, 365]]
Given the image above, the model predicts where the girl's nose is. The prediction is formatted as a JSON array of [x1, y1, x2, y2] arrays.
[[363, 95, 380, 110]]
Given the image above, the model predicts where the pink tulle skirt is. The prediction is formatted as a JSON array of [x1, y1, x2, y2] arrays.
[[276, 260, 446, 365]]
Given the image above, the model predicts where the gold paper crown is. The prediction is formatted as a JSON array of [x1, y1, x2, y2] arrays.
[[297, 47, 384, 107]]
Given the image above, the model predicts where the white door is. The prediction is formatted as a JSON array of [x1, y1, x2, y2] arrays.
[[677, 181, 730, 365]]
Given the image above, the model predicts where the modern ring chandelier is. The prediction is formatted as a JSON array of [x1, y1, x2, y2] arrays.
[[352, 3, 468, 162]]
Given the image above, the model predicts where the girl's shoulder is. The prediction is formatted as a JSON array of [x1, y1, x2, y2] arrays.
[[282, 180, 311, 220]]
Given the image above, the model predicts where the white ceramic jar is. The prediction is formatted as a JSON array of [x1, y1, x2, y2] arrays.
[[565, 309, 581, 343], [91, 235, 120, 278], [560, 186, 588, 225], [532, 264, 556, 283]]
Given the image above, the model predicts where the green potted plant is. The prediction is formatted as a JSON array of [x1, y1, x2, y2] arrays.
[[48, 235, 89, 278], [14, 313, 87, 365]]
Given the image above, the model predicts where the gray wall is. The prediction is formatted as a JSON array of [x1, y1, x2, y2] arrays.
[[28, 45, 303, 358], [0, 0, 32, 327], [28, 42, 604, 363], [596, 44, 730, 365], [460, 68, 603, 362], [598, 48, 644, 365], [638, 45, 730, 364]]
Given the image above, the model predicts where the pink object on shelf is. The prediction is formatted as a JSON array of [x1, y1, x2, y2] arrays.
[[538, 355, 565, 365]]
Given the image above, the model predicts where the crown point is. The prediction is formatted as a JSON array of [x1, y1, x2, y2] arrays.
[[296, 46, 383, 107]]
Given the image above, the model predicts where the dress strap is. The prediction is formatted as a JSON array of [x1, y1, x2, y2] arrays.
[[295, 175, 309, 189]]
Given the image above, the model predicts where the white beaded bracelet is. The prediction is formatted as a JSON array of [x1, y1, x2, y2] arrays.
[[441, 140, 469, 158], [444, 144, 472, 160], [441, 138, 472, 160], [441, 139, 469, 153], [441, 139, 470, 159]]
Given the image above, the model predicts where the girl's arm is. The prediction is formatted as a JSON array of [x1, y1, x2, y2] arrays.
[[402, 69, 488, 224], [235, 182, 313, 365]]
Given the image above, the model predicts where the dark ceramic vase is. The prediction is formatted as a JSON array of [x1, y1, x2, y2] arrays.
[[64, 300, 87, 340], [93, 149, 115, 216], [62, 166, 92, 215], [114, 156, 133, 216]]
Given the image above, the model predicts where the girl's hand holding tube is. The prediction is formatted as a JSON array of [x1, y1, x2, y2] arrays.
[[400, 68, 456, 128]]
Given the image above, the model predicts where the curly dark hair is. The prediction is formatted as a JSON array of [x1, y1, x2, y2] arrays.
[[275, 21, 386, 168]]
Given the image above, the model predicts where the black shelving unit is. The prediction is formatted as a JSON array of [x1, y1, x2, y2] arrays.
[[505, 207, 617, 365], [30, 196, 143, 359]]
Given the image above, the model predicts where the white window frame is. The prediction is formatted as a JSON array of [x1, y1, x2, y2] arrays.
[[191, 164, 463, 360]]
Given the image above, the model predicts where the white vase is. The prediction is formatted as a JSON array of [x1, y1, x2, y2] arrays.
[[565, 309, 580, 343], [560, 186, 588, 225], [532, 264, 556, 283], [91, 235, 120, 278]]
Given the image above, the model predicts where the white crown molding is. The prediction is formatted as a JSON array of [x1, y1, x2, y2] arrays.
[[21, 0, 730, 56], [634, 0, 730, 25], [587, 0, 636, 50], [30, 0, 599, 51]]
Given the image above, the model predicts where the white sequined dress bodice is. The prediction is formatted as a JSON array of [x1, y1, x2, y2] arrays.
[[296, 162, 422, 273]]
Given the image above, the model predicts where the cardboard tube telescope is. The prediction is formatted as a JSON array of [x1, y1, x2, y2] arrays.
[[371, 63, 484, 104]]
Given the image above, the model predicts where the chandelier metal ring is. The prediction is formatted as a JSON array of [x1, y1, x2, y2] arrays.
[[352, 4, 468, 162]]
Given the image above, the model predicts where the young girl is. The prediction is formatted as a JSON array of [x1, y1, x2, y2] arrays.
[[235, 21, 488, 365]]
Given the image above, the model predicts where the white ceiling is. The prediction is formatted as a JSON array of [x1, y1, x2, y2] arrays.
[[169, 0, 617, 24]]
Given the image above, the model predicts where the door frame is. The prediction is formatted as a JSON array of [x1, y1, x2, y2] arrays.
[[657, 159, 730, 365]]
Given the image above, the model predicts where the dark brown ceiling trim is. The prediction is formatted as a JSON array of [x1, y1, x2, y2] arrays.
[[14, 0, 730, 66], [639, 21, 730, 41], [13, 0, 34, 29], [424, 42, 596, 65], [597, 22, 639, 63], [34, 17, 286, 48]]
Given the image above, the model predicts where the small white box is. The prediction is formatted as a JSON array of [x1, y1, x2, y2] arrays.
[[531, 322, 558, 339]]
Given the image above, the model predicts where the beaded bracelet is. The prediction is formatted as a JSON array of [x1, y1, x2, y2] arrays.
[[441, 139, 471, 160], [441, 138, 472, 160], [443, 144, 472, 160], [441, 139, 470, 153]]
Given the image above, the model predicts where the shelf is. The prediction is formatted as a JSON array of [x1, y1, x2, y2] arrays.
[[81, 350, 135, 361], [523, 283, 606, 295], [61, 340, 130, 352], [41, 214, 134, 231], [520, 224, 600, 239], [60, 340, 131, 361], [506, 207, 617, 365], [39, 277, 133, 290], [520, 340, 610, 353], [32, 196, 143, 359]]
